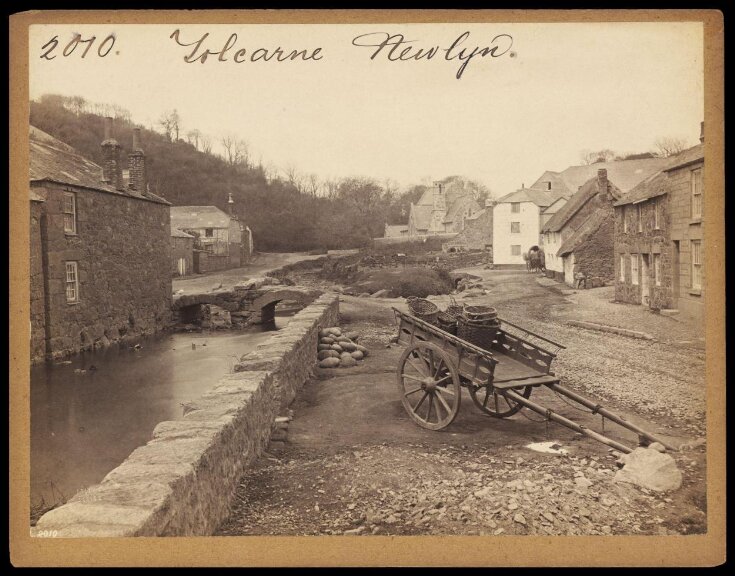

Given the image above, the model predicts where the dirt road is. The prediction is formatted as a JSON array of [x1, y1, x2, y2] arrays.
[[217, 269, 707, 537]]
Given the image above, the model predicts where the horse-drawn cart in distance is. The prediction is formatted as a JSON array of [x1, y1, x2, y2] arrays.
[[392, 307, 675, 454]]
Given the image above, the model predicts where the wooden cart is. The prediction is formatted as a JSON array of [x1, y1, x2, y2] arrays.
[[393, 308, 675, 454]]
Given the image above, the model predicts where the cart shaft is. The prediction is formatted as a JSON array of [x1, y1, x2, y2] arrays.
[[548, 383, 677, 451], [502, 389, 633, 454]]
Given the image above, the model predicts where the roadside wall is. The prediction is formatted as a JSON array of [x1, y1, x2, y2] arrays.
[[33, 293, 339, 537]]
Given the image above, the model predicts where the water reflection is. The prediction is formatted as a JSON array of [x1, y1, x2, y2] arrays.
[[31, 315, 290, 510]]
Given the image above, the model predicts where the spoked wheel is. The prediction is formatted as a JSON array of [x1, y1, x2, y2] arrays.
[[397, 341, 461, 430], [469, 385, 533, 418]]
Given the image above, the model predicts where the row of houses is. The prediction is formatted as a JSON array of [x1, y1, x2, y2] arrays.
[[383, 124, 706, 323], [29, 119, 254, 362]]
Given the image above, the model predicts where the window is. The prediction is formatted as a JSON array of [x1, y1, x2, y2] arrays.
[[511, 202, 520, 213], [631, 254, 639, 285], [63, 192, 76, 235], [511, 222, 520, 233], [511, 245, 521, 256], [623, 206, 629, 233], [205, 228, 214, 237], [544, 182, 552, 191], [691, 240, 702, 290], [65, 262, 79, 303], [619, 255, 626, 282], [637, 204, 643, 232], [653, 198, 660, 230], [653, 254, 661, 286], [691, 168, 702, 219]]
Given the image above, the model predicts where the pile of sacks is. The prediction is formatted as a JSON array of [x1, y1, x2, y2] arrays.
[[317, 327, 369, 368]]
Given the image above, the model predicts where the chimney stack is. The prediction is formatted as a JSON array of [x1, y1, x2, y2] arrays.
[[101, 117, 124, 191], [699, 121, 704, 143], [127, 127, 147, 196]]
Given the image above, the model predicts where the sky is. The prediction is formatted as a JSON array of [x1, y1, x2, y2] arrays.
[[29, 22, 704, 197]]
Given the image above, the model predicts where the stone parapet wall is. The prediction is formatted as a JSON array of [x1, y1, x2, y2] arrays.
[[33, 293, 339, 537]]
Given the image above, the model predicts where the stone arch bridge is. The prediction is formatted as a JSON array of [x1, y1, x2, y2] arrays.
[[172, 280, 322, 327]]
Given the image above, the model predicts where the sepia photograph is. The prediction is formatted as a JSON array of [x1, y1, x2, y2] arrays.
[[9, 9, 725, 567]]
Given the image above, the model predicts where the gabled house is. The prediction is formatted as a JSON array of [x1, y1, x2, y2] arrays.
[[442, 201, 494, 253], [406, 181, 482, 237], [29, 120, 171, 362], [614, 125, 704, 321], [170, 202, 251, 274], [492, 186, 568, 266], [540, 169, 623, 285]]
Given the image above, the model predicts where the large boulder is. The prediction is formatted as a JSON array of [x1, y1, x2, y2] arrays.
[[614, 447, 683, 492]]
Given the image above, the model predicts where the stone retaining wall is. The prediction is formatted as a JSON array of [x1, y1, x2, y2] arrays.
[[33, 292, 339, 537]]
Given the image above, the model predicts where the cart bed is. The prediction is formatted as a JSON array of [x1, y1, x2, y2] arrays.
[[491, 353, 561, 388]]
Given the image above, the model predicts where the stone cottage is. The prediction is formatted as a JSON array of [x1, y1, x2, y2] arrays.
[[442, 199, 495, 253], [171, 228, 195, 277], [29, 120, 172, 363], [406, 181, 482, 237], [170, 201, 251, 274], [614, 126, 704, 321], [540, 169, 623, 286]]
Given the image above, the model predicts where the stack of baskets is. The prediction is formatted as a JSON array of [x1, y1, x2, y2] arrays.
[[406, 296, 439, 326], [457, 304, 500, 350], [436, 296, 462, 335]]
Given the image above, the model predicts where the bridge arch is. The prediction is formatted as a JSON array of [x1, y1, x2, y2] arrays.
[[250, 289, 320, 324]]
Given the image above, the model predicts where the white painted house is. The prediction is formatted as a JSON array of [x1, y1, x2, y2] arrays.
[[492, 187, 568, 265]]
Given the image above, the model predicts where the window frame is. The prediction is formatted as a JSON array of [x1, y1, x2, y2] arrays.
[[63, 191, 77, 235], [630, 253, 639, 286], [691, 168, 703, 220], [511, 202, 521, 214], [204, 228, 214, 238], [511, 221, 521, 234], [65, 261, 79, 303], [691, 240, 702, 290], [511, 244, 521, 256], [637, 203, 643, 232], [653, 253, 661, 286], [623, 206, 629, 233], [653, 197, 660, 230], [619, 254, 626, 282]]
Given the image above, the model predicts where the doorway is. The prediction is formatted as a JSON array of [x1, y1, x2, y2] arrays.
[[177, 257, 187, 277], [672, 241, 680, 301], [640, 254, 650, 306]]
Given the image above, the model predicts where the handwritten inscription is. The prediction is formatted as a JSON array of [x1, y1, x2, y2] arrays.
[[169, 29, 323, 64], [40, 29, 514, 79], [40, 33, 116, 60], [352, 31, 514, 79]]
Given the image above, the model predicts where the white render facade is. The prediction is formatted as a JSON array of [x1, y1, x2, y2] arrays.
[[492, 200, 543, 265]]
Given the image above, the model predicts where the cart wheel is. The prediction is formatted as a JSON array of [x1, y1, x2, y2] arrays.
[[397, 341, 461, 431], [469, 385, 532, 418]]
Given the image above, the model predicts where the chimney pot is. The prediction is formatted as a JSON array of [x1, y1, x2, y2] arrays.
[[700, 121, 704, 143]]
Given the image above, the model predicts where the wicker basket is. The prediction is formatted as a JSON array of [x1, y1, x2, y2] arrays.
[[436, 311, 458, 335], [407, 297, 439, 325], [457, 317, 500, 350], [462, 304, 498, 323]]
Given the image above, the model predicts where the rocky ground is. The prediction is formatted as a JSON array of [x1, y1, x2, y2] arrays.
[[216, 266, 708, 537]]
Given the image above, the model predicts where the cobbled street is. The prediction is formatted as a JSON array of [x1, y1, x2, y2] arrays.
[[217, 269, 707, 537]]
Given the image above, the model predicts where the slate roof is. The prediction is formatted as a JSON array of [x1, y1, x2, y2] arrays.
[[29, 126, 169, 205], [171, 228, 195, 238], [542, 176, 622, 233], [613, 170, 671, 207], [171, 206, 232, 230], [553, 157, 670, 195], [529, 171, 575, 196], [663, 143, 704, 172], [557, 208, 608, 257], [496, 187, 568, 207]]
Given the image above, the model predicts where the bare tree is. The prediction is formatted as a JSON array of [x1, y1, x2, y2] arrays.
[[580, 148, 616, 165], [158, 109, 181, 142], [654, 136, 688, 157], [186, 129, 201, 150], [322, 178, 340, 200], [306, 173, 321, 196], [200, 135, 212, 154], [283, 164, 304, 193]]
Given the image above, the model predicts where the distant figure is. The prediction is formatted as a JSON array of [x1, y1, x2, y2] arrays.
[[574, 271, 587, 289]]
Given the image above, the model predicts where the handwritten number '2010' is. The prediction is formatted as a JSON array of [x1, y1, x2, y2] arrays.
[[41, 34, 116, 60]]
